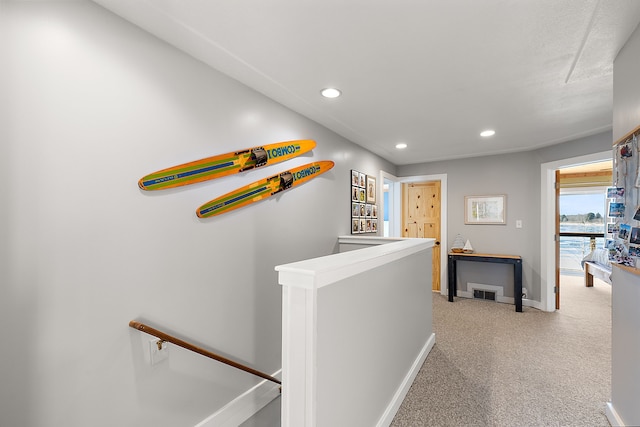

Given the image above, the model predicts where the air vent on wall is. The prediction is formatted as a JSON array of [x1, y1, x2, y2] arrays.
[[473, 289, 496, 301]]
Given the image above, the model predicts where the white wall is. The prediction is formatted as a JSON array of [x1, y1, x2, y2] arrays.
[[398, 132, 612, 305], [0, 2, 395, 426], [608, 20, 640, 427], [317, 250, 433, 427], [613, 19, 640, 248], [613, 25, 640, 143], [609, 266, 640, 426], [278, 239, 435, 426]]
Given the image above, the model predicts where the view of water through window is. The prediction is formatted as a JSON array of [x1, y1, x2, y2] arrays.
[[560, 191, 606, 275]]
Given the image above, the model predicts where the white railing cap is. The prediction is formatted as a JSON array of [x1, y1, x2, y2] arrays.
[[276, 238, 434, 289]]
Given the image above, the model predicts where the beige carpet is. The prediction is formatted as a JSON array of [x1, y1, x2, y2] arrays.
[[391, 275, 612, 427]]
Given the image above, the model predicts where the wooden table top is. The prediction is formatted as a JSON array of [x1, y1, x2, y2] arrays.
[[449, 252, 521, 260]]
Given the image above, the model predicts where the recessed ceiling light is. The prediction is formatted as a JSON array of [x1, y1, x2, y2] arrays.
[[321, 88, 341, 98], [480, 130, 496, 137], [395, 143, 408, 149]]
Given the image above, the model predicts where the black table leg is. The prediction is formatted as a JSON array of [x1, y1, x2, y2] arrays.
[[515, 260, 522, 312], [448, 255, 455, 302]]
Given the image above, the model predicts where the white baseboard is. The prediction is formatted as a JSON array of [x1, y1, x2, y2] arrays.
[[194, 370, 281, 427], [606, 402, 625, 426], [376, 333, 436, 427], [522, 298, 543, 310]]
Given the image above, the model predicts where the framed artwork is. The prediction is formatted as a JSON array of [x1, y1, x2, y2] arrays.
[[358, 187, 366, 203], [352, 202, 360, 217], [366, 175, 376, 203], [464, 195, 506, 225], [351, 169, 378, 234], [351, 186, 359, 201], [351, 170, 360, 186]]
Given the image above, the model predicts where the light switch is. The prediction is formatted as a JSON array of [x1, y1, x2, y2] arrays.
[[516, 220, 523, 229]]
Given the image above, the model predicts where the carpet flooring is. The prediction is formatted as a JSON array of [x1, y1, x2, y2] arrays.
[[391, 275, 612, 427], [243, 275, 611, 426]]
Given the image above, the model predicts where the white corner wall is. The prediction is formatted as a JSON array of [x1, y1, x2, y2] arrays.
[[0, 2, 395, 426], [277, 238, 435, 426], [608, 20, 640, 427], [608, 266, 640, 427]]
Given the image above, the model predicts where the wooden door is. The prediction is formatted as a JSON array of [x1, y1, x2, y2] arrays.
[[402, 181, 441, 291], [555, 170, 560, 309]]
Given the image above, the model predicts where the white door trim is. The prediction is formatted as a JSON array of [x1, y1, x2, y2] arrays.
[[540, 150, 611, 312], [381, 171, 448, 296]]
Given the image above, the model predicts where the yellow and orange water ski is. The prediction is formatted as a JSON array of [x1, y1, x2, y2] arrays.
[[138, 139, 316, 190], [196, 161, 334, 218]]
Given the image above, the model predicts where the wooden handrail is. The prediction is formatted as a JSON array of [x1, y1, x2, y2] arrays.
[[129, 320, 281, 386]]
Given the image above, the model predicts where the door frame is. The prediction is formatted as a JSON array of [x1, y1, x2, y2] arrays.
[[381, 170, 448, 296], [540, 150, 611, 312]]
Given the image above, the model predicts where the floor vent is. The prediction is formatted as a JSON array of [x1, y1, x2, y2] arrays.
[[473, 289, 496, 301]]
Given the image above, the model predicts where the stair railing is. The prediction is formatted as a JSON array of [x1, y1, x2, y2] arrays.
[[129, 320, 281, 386]]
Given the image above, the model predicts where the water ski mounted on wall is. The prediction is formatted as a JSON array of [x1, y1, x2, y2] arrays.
[[197, 161, 334, 218], [138, 139, 316, 190]]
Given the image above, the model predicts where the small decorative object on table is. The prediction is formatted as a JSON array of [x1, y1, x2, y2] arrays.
[[451, 234, 465, 253], [463, 239, 474, 253]]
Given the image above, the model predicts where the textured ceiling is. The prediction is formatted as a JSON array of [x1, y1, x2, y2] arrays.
[[92, 0, 640, 165]]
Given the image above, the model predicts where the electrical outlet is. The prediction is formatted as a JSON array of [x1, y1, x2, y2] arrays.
[[149, 339, 169, 365]]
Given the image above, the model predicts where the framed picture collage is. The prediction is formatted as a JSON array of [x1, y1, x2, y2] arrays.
[[351, 169, 378, 234]]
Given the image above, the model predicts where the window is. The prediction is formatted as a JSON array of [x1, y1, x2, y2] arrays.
[[559, 187, 606, 274]]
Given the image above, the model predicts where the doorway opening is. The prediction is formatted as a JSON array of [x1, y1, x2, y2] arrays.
[[556, 162, 611, 309], [558, 185, 609, 276], [540, 151, 612, 312], [381, 171, 448, 295]]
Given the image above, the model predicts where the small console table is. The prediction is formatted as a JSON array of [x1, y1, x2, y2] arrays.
[[448, 252, 523, 312]]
